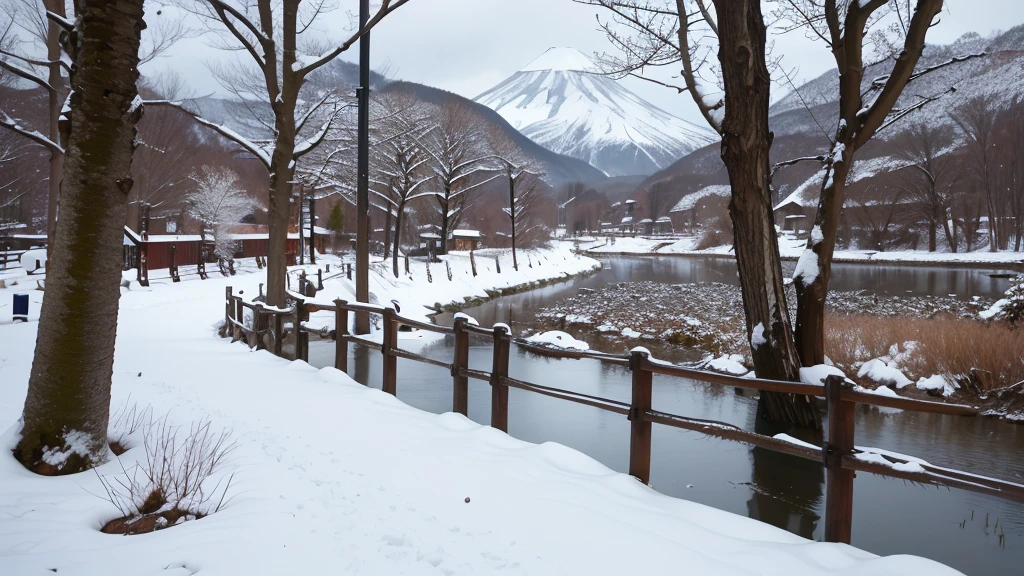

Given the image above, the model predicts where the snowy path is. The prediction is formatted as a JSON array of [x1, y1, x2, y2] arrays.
[[0, 262, 961, 575]]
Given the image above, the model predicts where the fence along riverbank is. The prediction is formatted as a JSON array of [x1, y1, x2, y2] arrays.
[[220, 282, 1024, 545]]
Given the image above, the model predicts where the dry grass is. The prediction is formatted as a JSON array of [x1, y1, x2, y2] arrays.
[[825, 315, 1024, 392]]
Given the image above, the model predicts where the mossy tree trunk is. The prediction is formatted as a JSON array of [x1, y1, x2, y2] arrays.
[[14, 0, 146, 474]]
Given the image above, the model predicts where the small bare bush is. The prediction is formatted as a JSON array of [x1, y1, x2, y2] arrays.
[[825, 315, 1024, 392], [97, 416, 236, 534], [108, 400, 154, 455]]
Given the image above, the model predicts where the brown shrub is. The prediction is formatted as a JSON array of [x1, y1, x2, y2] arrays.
[[824, 315, 1024, 391]]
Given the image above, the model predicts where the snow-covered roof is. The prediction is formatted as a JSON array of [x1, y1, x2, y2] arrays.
[[620, 216, 633, 224], [420, 232, 442, 239], [669, 185, 731, 213], [452, 229, 481, 239], [656, 216, 672, 223], [776, 155, 911, 211], [785, 214, 807, 219], [624, 199, 636, 204], [610, 202, 621, 208], [637, 218, 653, 224]]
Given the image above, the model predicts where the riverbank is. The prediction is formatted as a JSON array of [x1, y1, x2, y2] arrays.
[[583, 235, 1024, 270], [294, 243, 601, 333], [529, 280, 1024, 418], [0, 254, 961, 575]]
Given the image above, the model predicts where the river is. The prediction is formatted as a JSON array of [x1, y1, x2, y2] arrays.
[[309, 255, 1023, 575]]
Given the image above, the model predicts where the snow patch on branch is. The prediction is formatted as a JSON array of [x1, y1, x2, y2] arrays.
[[793, 248, 820, 287]]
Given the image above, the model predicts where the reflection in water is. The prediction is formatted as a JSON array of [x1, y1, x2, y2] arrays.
[[746, 404, 823, 539]]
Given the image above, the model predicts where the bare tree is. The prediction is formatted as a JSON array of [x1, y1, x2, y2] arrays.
[[996, 97, 1024, 251], [0, 1, 186, 254], [489, 129, 543, 270], [849, 184, 904, 251], [583, 0, 818, 427], [186, 166, 257, 260], [14, 0, 146, 474], [369, 90, 432, 277], [423, 101, 495, 254], [129, 73, 204, 230], [951, 96, 1000, 251], [894, 123, 962, 252], [774, 0, 949, 366], [161, 0, 412, 307]]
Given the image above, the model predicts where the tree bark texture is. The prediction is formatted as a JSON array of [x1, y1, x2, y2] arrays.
[[712, 0, 819, 428], [15, 0, 146, 474]]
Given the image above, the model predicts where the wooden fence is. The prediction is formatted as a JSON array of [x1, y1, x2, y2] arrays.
[[221, 285, 1024, 545]]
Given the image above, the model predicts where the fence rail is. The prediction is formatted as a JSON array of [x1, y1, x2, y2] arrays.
[[220, 286, 1024, 545]]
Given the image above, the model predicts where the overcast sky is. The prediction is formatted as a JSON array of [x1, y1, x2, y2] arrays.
[[155, 0, 1024, 125]]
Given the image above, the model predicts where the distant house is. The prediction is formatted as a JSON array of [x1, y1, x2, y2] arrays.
[[450, 229, 481, 251], [668, 184, 731, 233], [654, 216, 674, 235], [416, 232, 442, 259], [636, 218, 654, 235]]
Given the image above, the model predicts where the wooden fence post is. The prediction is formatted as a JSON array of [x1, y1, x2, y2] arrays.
[[452, 318, 470, 416], [297, 298, 309, 362], [223, 286, 233, 337], [628, 349, 652, 484], [317, 268, 324, 290], [490, 325, 511, 432], [335, 299, 348, 374], [252, 303, 265, 350], [233, 297, 243, 342], [824, 375, 855, 544], [272, 312, 283, 357], [382, 307, 398, 395]]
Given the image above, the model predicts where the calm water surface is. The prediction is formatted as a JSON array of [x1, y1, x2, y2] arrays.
[[309, 256, 1024, 575]]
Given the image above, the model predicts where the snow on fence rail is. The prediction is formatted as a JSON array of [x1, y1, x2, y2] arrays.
[[220, 286, 1024, 546]]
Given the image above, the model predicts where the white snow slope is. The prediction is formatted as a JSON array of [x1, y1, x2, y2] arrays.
[[475, 47, 715, 177], [0, 257, 961, 575]]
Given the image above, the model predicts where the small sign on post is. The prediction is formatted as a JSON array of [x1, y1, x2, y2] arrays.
[[12, 293, 29, 322]]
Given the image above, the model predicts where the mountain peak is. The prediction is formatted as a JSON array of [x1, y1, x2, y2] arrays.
[[519, 47, 597, 73]]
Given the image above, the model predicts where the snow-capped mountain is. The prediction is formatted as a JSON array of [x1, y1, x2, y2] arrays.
[[475, 47, 715, 177]]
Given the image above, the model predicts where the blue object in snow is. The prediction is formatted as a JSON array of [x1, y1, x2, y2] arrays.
[[12, 293, 28, 322]]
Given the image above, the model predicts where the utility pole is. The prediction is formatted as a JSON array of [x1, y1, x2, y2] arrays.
[[355, 0, 371, 334]]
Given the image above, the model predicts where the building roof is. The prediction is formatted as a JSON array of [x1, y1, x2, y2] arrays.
[[669, 185, 732, 213], [620, 216, 633, 224], [637, 218, 653, 224], [420, 232, 442, 239], [452, 229, 481, 239], [656, 216, 672, 223]]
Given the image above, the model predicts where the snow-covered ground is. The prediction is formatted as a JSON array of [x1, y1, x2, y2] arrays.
[[583, 235, 1024, 266], [0, 249, 962, 574]]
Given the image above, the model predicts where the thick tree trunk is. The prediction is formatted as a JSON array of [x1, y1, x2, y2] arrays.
[[14, 0, 145, 474], [714, 0, 819, 429], [266, 146, 294, 308]]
